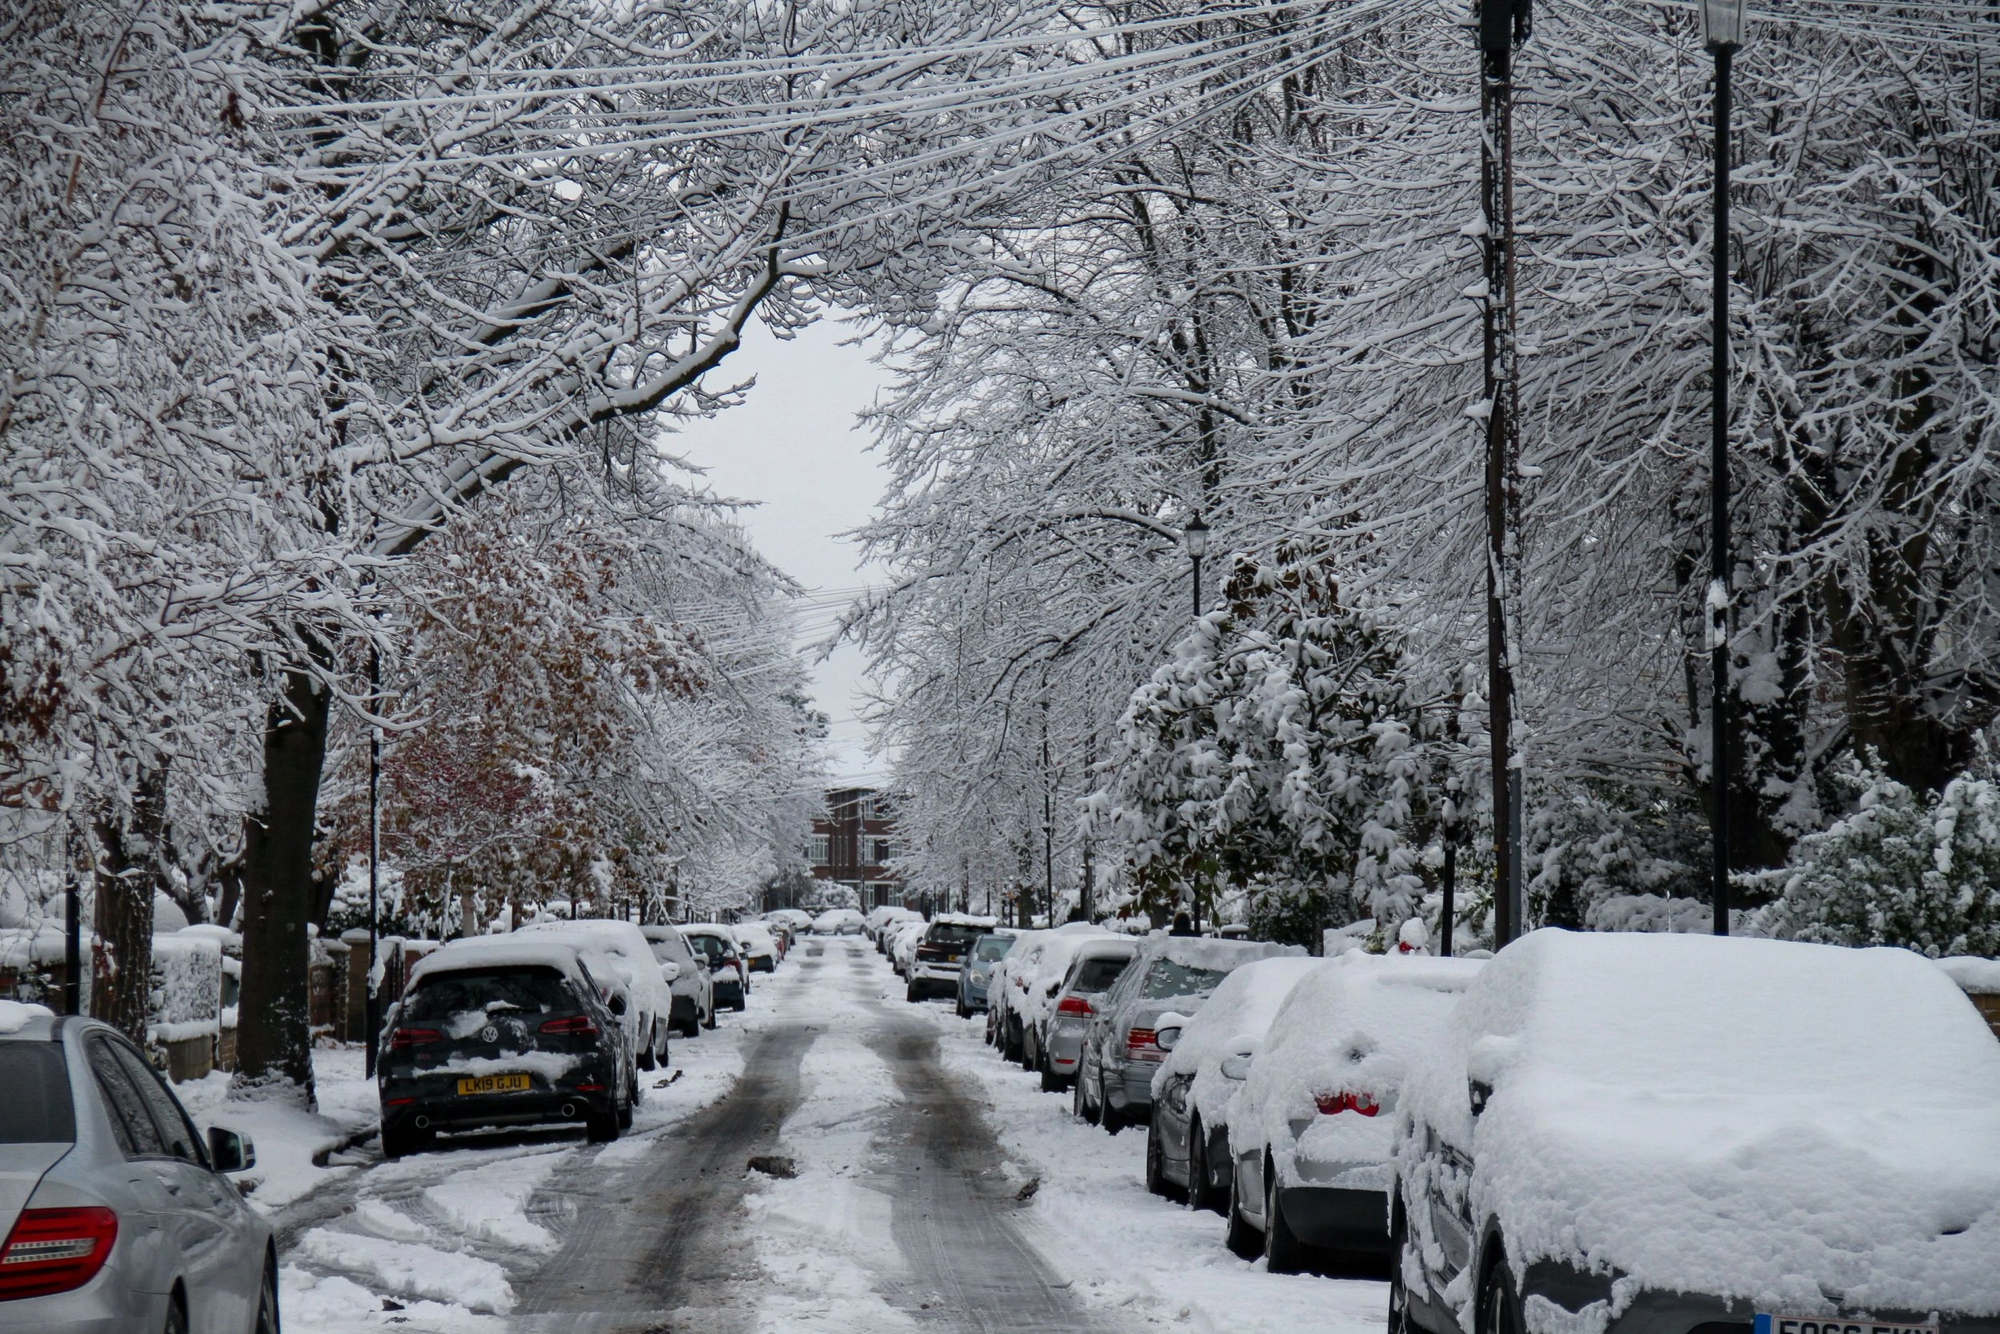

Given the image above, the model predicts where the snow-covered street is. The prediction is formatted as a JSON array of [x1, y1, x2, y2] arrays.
[[260, 937, 1387, 1333]]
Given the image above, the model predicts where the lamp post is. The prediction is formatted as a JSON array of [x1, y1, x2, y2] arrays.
[[364, 647, 383, 1077], [1182, 513, 1210, 621], [1703, 0, 1745, 938], [1183, 512, 1211, 933]]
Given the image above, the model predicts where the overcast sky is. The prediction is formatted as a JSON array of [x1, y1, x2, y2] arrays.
[[669, 317, 894, 783]]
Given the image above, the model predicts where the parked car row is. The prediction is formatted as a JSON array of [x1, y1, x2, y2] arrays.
[[907, 917, 2000, 1334], [375, 914, 787, 1159]]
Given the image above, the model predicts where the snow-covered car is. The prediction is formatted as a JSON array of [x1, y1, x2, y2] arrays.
[[0, 1002, 276, 1334], [379, 938, 633, 1155], [765, 908, 813, 938], [866, 905, 921, 947], [679, 925, 749, 1012], [1010, 926, 1121, 1075], [1074, 935, 1304, 1133], [812, 908, 866, 936], [640, 923, 713, 1035], [1041, 938, 1140, 1091], [888, 919, 930, 978], [982, 930, 1049, 1048], [1224, 951, 1480, 1270], [905, 913, 999, 1001], [732, 922, 780, 973], [956, 928, 1018, 1016], [1392, 931, 2000, 1334], [1145, 953, 1320, 1213], [515, 918, 674, 1069]]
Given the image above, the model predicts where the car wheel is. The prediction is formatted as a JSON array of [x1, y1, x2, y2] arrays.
[[380, 1121, 430, 1160], [1099, 1072, 1124, 1135], [1264, 1157, 1308, 1274], [732, 995, 746, 1013], [906, 980, 922, 1003], [255, 1253, 280, 1334], [1224, 1160, 1261, 1259], [702, 1006, 717, 1031], [1188, 1117, 1216, 1213], [1387, 1201, 1411, 1334], [162, 1294, 188, 1334], [1003, 1020, 1021, 1062], [1479, 1245, 1524, 1334], [956, 995, 971, 1019], [1039, 1052, 1063, 1093], [1073, 1062, 1099, 1125], [586, 1107, 619, 1144], [637, 1027, 656, 1072], [1145, 1119, 1172, 1197]]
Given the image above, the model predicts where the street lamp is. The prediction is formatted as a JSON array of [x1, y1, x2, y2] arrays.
[[1182, 513, 1210, 621], [1703, 0, 1745, 938]]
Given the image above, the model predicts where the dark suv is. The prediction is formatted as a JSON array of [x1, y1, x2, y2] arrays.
[[377, 939, 632, 1156]]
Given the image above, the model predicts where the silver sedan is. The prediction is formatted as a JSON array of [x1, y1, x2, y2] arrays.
[[0, 1004, 274, 1334]]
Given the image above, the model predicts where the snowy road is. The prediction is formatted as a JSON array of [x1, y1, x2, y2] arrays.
[[274, 937, 1389, 1334]]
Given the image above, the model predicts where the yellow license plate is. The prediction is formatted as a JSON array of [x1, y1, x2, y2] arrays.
[[455, 1073, 531, 1096]]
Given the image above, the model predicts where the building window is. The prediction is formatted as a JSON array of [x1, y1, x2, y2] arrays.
[[872, 839, 891, 864], [808, 833, 829, 866]]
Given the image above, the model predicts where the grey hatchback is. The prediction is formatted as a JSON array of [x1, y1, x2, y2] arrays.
[[0, 1002, 274, 1334]]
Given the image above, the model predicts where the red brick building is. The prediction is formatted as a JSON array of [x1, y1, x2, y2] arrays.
[[809, 787, 902, 908]]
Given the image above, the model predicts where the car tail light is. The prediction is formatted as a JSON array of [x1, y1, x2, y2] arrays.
[[0, 1206, 118, 1300], [1056, 996, 1092, 1017], [573, 1082, 605, 1092], [1126, 1027, 1164, 1061], [385, 1027, 442, 1052], [1314, 1091, 1380, 1117], [539, 1015, 599, 1037]]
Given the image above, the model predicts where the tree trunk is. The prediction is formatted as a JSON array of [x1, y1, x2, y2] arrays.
[[235, 652, 331, 1103], [90, 763, 168, 1045]]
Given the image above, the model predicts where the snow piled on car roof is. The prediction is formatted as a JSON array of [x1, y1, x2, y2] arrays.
[[1151, 954, 1320, 1127], [1402, 929, 2000, 1319], [1144, 933, 1305, 971]]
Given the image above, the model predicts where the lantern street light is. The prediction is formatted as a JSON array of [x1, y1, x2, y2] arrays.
[[1182, 513, 1210, 622], [1703, 0, 1746, 937]]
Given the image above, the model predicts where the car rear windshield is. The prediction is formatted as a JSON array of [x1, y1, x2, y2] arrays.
[[972, 934, 1016, 963], [926, 923, 986, 949], [0, 1042, 75, 1144], [1072, 957, 1132, 994], [404, 967, 572, 1022], [1142, 960, 1229, 1000]]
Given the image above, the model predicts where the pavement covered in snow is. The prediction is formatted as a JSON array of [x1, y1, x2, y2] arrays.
[[243, 936, 1386, 1332]]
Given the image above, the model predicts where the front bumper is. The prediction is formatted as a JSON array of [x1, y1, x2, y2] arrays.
[[913, 962, 963, 985]]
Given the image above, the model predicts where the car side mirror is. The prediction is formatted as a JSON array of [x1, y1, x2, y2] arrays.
[[208, 1126, 255, 1173], [1468, 1079, 1493, 1117], [658, 961, 680, 983], [1219, 1052, 1254, 1081], [608, 994, 627, 1016]]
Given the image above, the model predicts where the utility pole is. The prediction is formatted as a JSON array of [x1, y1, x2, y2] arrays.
[[1702, 0, 1746, 937], [365, 648, 383, 1077], [64, 822, 83, 1015], [1480, 0, 1530, 948]]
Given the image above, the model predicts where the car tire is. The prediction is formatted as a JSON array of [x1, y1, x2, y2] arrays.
[[1224, 1161, 1261, 1259], [1039, 1053, 1063, 1093], [1387, 1201, 1411, 1334], [703, 1006, 718, 1031], [1145, 1119, 1173, 1197], [1099, 1072, 1124, 1135], [255, 1253, 281, 1334], [956, 996, 971, 1019], [163, 1294, 188, 1334], [1073, 1063, 1100, 1125], [1264, 1158, 1308, 1274], [906, 981, 922, 1003], [586, 1107, 619, 1144], [732, 995, 747, 1013], [1188, 1117, 1217, 1213], [1003, 1020, 1022, 1062], [1478, 1245, 1524, 1334], [380, 1121, 430, 1160], [637, 1028, 656, 1072]]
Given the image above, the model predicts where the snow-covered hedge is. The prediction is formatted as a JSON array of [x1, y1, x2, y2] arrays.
[[148, 931, 222, 1043]]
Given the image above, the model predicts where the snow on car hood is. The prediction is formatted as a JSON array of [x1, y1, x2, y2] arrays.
[[1404, 930, 2000, 1317]]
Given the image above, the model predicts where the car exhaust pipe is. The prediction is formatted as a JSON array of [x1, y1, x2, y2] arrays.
[[560, 1102, 577, 1120], [413, 1115, 431, 1130]]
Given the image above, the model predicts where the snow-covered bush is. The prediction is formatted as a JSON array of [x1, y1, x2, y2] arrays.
[[1759, 755, 2000, 958], [1526, 790, 1705, 930], [148, 932, 221, 1043]]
